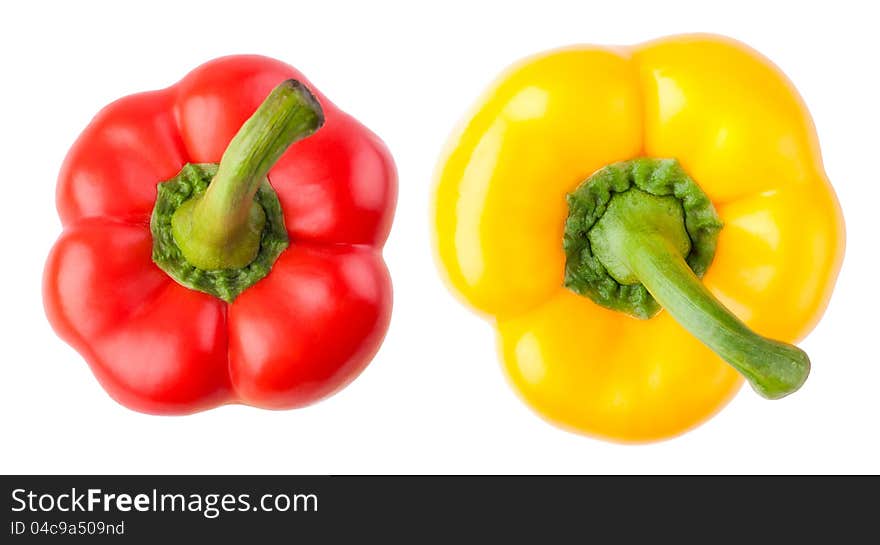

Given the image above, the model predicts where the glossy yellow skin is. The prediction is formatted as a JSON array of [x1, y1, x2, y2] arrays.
[[433, 35, 845, 442]]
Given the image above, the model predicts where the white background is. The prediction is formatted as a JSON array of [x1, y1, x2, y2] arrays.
[[1, 0, 878, 474]]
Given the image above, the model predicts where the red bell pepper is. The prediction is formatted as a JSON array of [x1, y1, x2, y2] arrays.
[[43, 56, 397, 414]]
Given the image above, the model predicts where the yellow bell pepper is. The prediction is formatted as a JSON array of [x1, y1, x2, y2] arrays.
[[433, 34, 845, 442]]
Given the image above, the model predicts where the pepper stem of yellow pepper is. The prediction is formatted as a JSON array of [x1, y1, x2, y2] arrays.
[[620, 228, 810, 399], [170, 79, 324, 270], [565, 159, 809, 399]]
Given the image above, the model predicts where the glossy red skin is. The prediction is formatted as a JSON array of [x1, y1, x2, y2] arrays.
[[44, 56, 397, 414]]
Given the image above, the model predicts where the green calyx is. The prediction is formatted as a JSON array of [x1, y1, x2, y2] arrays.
[[151, 163, 288, 302], [564, 158, 722, 319], [150, 79, 325, 302], [564, 158, 810, 399]]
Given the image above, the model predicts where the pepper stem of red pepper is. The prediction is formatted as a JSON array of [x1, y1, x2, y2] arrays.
[[565, 158, 810, 399], [171, 80, 324, 270]]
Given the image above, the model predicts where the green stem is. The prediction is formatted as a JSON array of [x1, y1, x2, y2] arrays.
[[586, 184, 809, 399], [171, 79, 324, 270], [624, 232, 810, 399]]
